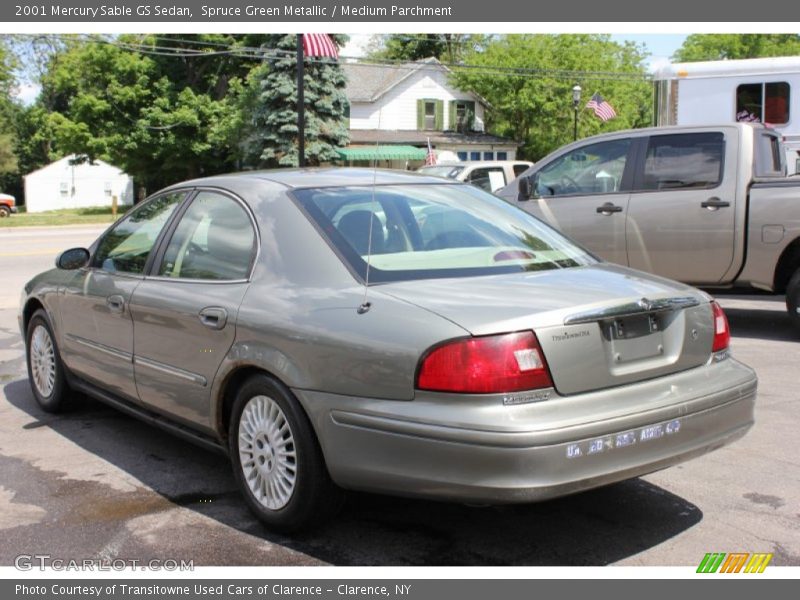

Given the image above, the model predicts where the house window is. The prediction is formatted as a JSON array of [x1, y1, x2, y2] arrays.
[[424, 101, 436, 130], [449, 100, 477, 132], [104, 182, 112, 197], [417, 99, 443, 131], [470, 151, 481, 161], [483, 152, 494, 160], [60, 182, 69, 196], [457, 152, 468, 161], [497, 151, 508, 160], [736, 82, 790, 125]]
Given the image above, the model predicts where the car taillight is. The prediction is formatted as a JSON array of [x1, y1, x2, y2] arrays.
[[416, 331, 553, 394], [711, 301, 730, 352]]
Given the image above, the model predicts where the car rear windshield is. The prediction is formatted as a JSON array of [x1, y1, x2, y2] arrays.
[[292, 184, 596, 283]]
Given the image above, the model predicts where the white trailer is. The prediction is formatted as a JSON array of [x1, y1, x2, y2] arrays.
[[654, 56, 800, 174]]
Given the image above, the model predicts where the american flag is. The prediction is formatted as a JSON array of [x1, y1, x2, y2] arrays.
[[302, 34, 339, 59], [586, 93, 617, 122], [425, 138, 437, 166]]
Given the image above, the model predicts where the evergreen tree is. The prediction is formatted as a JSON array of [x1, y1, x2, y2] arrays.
[[244, 34, 349, 167]]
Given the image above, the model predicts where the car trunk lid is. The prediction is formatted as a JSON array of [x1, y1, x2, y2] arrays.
[[380, 264, 715, 395]]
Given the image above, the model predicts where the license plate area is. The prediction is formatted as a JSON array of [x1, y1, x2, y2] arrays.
[[603, 313, 664, 363]]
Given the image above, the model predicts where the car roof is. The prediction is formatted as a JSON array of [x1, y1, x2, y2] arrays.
[[163, 167, 457, 191]]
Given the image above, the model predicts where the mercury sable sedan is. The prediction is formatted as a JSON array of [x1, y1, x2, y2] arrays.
[[20, 168, 757, 531]]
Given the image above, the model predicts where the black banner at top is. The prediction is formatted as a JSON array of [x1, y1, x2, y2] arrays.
[[3, 0, 800, 22]]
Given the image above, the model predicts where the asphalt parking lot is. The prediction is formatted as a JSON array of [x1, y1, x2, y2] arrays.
[[0, 226, 798, 567]]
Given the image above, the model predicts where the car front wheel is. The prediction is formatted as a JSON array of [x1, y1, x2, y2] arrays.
[[26, 309, 70, 412], [228, 374, 344, 532]]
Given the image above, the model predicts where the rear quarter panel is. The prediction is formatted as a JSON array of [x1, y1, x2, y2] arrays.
[[738, 179, 800, 290]]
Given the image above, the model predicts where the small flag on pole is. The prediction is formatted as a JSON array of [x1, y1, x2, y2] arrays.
[[586, 93, 617, 122], [425, 138, 437, 166], [302, 34, 339, 59]]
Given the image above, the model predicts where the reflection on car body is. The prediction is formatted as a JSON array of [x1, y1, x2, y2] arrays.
[[20, 168, 757, 532]]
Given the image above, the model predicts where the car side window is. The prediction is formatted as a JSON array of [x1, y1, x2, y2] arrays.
[[93, 192, 185, 274], [640, 133, 724, 190], [158, 191, 256, 281], [537, 139, 631, 197], [467, 167, 506, 192], [513, 164, 529, 177]]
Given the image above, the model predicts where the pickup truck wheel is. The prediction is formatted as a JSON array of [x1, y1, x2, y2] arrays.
[[0, 205, 10, 218], [228, 374, 345, 532], [786, 269, 800, 331], [26, 309, 71, 412]]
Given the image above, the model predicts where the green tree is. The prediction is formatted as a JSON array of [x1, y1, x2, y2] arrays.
[[31, 34, 266, 192], [367, 34, 487, 64], [243, 34, 349, 167], [674, 34, 800, 62], [450, 35, 651, 161], [0, 38, 22, 198]]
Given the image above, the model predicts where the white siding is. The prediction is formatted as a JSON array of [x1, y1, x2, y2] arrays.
[[349, 68, 485, 131], [675, 76, 800, 147], [24, 156, 134, 213]]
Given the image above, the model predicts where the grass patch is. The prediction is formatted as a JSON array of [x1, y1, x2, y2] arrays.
[[0, 206, 122, 228]]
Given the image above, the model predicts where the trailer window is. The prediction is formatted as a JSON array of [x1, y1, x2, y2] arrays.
[[736, 82, 790, 125]]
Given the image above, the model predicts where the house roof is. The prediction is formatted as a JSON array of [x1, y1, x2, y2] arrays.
[[343, 57, 449, 103], [348, 129, 519, 147], [23, 154, 126, 179]]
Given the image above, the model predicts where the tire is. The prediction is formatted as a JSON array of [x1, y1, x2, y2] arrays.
[[0, 205, 10, 218], [228, 374, 344, 532], [26, 309, 71, 412], [786, 268, 800, 331]]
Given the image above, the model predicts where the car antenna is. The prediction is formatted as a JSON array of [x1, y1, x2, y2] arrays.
[[357, 106, 383, 315]]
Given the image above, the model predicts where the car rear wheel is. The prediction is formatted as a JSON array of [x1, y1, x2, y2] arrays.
[[228, 374, 344, 532], [0, 205, 10, 218], [26, 309, 70, 412], [786, 267, 800, 332]]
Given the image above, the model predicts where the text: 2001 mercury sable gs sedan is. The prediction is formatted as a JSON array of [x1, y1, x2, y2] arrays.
[[20, 168, 757, 531]]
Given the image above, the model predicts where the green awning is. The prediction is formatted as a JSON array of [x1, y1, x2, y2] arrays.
[[337, 145, 427, 161]]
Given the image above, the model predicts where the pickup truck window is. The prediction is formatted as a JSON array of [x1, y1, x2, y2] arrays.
[[736, 82, 790, 125], [467, 167, 505, 192], [536, 139, 630, 197], [754, 132, 784, 177], [640, 132, 724, 190]]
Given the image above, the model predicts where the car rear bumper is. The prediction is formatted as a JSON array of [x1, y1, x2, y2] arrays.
[[294, 357, 757, 504]]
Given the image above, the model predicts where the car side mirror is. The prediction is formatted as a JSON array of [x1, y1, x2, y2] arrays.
[[56, 247, 90, 270], [520, 173, 542, 200], [517, 177, 531, 201]]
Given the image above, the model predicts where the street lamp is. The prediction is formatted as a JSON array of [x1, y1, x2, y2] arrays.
[[572, 84, 582, 141]]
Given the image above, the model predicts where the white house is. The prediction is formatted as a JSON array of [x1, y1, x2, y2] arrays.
[[339, 58, 519, 167], [24, 155, 134, 213]]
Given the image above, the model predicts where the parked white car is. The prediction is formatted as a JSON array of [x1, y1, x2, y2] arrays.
[[417, 160, 533, 193]]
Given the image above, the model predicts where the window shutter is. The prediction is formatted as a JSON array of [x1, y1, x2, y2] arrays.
[[434, 100, 444, 130], [417, 99, 425, 130], [448, 100, 456, 130]]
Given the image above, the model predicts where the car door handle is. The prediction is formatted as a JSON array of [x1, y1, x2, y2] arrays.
[[106, 295, 125, 314], [596, 202, 624, 215], [198, 307, 228, 330], [701, 197, 731, 209]]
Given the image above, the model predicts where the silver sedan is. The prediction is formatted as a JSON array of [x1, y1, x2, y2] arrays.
[[20, 168, 757, 531]]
